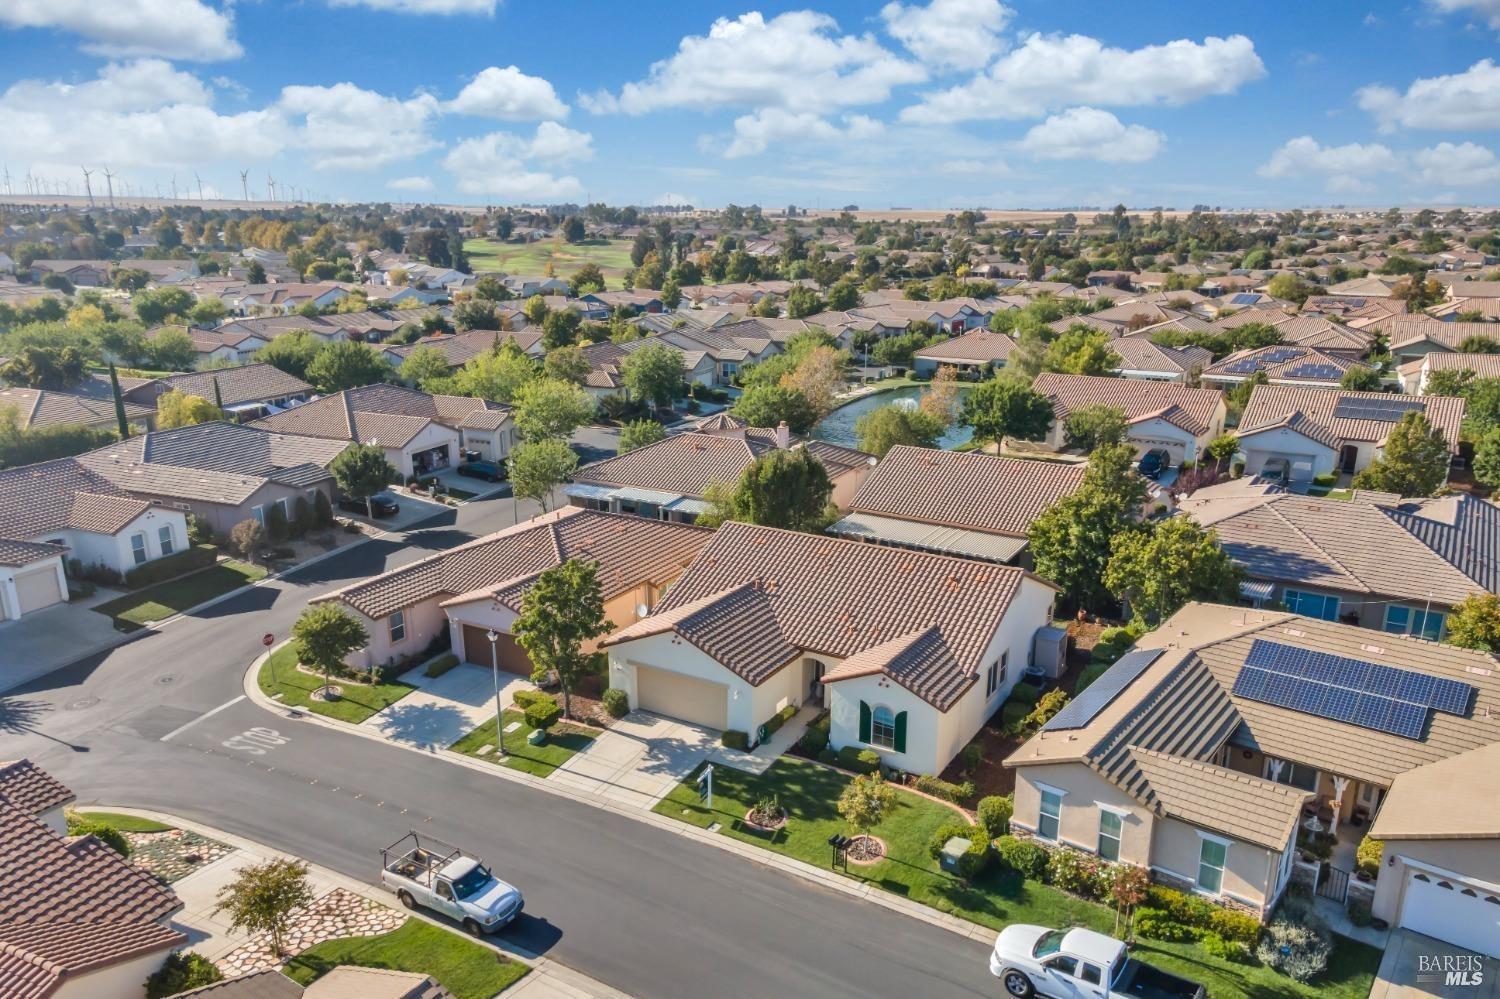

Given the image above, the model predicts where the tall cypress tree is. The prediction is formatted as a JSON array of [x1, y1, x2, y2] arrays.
[[211, 375, 225, 414], [109, 363, 129, 439]]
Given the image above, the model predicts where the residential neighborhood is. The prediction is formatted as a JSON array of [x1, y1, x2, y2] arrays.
[[4, 3, 1500, 998]]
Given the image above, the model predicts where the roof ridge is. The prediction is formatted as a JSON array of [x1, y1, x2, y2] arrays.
[[1263, 496, 1362, 587]]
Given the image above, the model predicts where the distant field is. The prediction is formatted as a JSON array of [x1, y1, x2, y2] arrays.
[[464, 237, 637, 282]]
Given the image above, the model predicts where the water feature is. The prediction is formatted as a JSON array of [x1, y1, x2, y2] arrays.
[[812, 383, 974, 450]]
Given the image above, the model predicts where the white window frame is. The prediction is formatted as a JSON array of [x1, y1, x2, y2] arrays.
[[389, 608, 406, 644], [1195, 832, 1231, 896], [870, 705, 896, 750], [1097, 807, 1125, 862], [251, 504, 266, 527], [1037, 783, 1065, 842], [130, 532, 148, 565], [158, 524, 175, 556]]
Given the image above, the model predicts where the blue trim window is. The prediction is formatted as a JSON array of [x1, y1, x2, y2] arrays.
[[1384, 605, 1445, 641], [1284, 588, 1339, 621]]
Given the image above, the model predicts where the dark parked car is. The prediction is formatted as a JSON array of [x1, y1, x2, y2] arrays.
[[1137, 449, 1170, 480], [338, 492, 400, 518], [456, 460, 506, 482]]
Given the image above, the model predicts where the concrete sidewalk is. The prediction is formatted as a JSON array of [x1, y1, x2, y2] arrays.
[[103, 806, 631, 999]]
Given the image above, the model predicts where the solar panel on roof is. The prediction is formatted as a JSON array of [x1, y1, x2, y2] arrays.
[[1284, 363, 1341, 380], [1230, 293, 1259, 305], [1041, 649, 1164, 731], [1431, 677, 1473, 715], [1332, 396, 1426, 422], [1224, 357, 1264, 374]]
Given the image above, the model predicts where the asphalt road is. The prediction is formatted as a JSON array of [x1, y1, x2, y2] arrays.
[[0, 426, 1000, 999]]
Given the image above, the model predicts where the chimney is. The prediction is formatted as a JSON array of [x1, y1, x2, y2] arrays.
[[775, 421, 790, 449]]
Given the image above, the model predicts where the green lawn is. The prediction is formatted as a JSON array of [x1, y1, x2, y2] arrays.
[[449, 710, 597, 778], [463, 237, 637, 282], [257, 644, 416, 724], [93, 560, 267, 631], [655, 757, 1382, 999], [281, 917, 527, 999], [69, 811, 173, 833]]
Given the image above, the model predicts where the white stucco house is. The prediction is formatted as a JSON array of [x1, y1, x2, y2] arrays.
[[601, 522, 1060, 776], [1032, 373, 1227, 469]]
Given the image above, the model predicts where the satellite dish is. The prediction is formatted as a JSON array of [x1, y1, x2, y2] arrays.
[[636, 603, 649, 618]]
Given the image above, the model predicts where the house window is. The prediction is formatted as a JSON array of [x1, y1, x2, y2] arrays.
[[1038, 788, 1063, 841], [1284, 588, 1339, 621], [389, 609, 406, 644], [1098, 810, 1123, 861], [130, 533, 148, 565], [1269, 761, 1319, 792], [158, 525, 175, 556], [986, 662, 999, 696], [252, 504, 266, 527], [1384, 605, 1445, 641], [1197, 837, 1228, 895], [870, 706, 896, 750]]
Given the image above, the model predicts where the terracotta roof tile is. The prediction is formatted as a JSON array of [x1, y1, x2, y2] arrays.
[[1032, 373, 1224, 437], [1238, 384, 1465, 454], [0, 762, 73, 817]]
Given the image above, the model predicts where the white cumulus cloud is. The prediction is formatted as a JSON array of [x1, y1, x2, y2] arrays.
[[880, 0, 1012, 66], [0, 0, 241, 61], [723, 109, 884, 158], [585, 11, 925, 115], [1017, 107, 1163, 162], [447, 65, 568, 120], [901, 32, 1264, 124], [388, 175, 435, 191], [277, 83, 440, 170], [1357, 59, 1500, 132], [1428, 0, 1500, 28], [1258, 136, 1400, 192], [327, 0, 497, 14], [443, 123, 592, 200], [1414, 141, 1500, 186]]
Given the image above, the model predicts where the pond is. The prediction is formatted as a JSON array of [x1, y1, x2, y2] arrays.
[[812, 383, 974, 450]]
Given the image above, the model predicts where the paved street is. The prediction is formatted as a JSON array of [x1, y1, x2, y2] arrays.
[[0, 424, 998, 999]]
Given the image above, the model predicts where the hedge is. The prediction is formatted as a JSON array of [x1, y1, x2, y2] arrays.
[[523, 697, 561, 731], [926, 822, 992, 879], [1008, 681, 1042, 705], [761, 704, 797, 737], [837, 746, 881, 774], [423, 654, 459, 679], [512, 689, 550, 709], [721, 729, 750, 751], [124, 544, 217, 588], [913, 774, 974, 804], [602, 688, 629, 718], [977, 795, 1012, 838], [797, 714, 830, 755], [994, 835, 1049, 880]]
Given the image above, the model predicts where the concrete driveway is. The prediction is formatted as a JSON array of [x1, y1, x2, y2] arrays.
[[342, 491, 452, 533], [1372, 930, 1497, 999], [549, 711, 719, 808], [361, 663, 532, 751], [0, 591, 137, 693]]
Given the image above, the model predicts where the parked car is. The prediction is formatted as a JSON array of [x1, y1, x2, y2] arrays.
[[381, 832, 523, 935], [1137, 449, 1170, 480], [338, 492, 400, 518], [456, 459, 506, 482], [990, 925, 1205, 999]]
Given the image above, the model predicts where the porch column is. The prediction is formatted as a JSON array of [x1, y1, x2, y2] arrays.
[[1330, 776, 1349, 836], [1265, 757, 1285, 782]]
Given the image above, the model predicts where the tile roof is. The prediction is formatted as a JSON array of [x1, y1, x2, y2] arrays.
[[847, 446, 1084, 539], [604, 523, 1041, 698], [573, 430, 869, 499], [382, 330, 543, 369], [1032, 373, 1224, 437], [138, 364, 313, 407], [319, 508, 712, 620], [1203, 345, 1368, 385], [168, 969, 304, 998], [912, 329, 1017, 364], [1237, 385, 1466, 454], [1106, 338, 1212, 376], [0, 386, 153, 430], [1419, 351, 1500, 380], [1364, 318, 1497, 352], [0, 458, 151, 543], [0, 761, 74, 817], [1128, 748, 1309, 850], [821, 625, 975, 710], [251, 385, 507, 447], [0, 539, 67, 568]]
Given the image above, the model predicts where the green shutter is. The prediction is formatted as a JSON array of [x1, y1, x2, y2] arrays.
[[894, 711, 907, 753], [859, 701, 871, 742]]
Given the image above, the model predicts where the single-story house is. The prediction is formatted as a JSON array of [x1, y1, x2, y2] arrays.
[[1234, 385, 1466, 485], [1032, 373, 1227, 469], [379, 330, 545, 373], [223, 282, 351, 315], [567, 415, 873, 522], [252, 384, 514, 477], [1006, 602, 1500, 942], [0, 386, 154, 433], [828, 445, 1085, 565], [1398, 351, 1500, 394], [26, 260, 110, 287], [576, 337, 717, 400], [1106, 338, 1213, 383], [602, 522, 1060, 774], [0, 760, 187, 998], [124, 364, 314, 420], [0, 458, 189, 620], [1201, 345, 1372, 389], [1366, 318, 1497, 364], [314, 508, 712, 674], [912, 330, 1017, 377]]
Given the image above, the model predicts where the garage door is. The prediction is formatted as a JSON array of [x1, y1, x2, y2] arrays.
[[1399, 870, 1500, 958], [14, 566, 63, 615], [635, 665, 727, 730], [462, 624, 532, 676]]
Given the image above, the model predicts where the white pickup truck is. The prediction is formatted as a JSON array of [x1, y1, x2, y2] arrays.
[[990, 925, 1206, 999], [380, 832, 524, 936]]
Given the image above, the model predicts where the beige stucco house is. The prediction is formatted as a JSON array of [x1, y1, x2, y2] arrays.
[[1032, 373, 1227, 470]]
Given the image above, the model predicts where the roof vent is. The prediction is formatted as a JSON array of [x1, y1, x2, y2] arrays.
[[1465, 665, 1494, 677], [1359, 643, 1384, 655], [1283, 627, 1306, 637]]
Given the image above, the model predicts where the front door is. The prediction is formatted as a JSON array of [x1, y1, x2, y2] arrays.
[[1340, 444, 1359, 473]]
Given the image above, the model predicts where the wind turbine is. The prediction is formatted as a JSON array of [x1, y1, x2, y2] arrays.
[[266, 174, 276, 202], [2, 167, 10, 197], [194, 171, 203, 201], [102, 166, 116, 207], [80, 167, 95, 207], [170, 175, 178, 200], [239, 169, 250, 203]]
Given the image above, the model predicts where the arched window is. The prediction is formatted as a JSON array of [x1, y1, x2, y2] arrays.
[[871, 706, 896, 750]]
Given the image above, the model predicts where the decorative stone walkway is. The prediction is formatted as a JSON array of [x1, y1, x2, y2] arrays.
[[126, 829, 234, 884], [215, 888, 405, 977]]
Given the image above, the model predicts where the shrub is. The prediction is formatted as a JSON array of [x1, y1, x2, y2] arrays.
[[914, 774, 970, 803], [265, 502, 290, 542], [423, 653, 459, 678], [1134, 907, 1201, 942], [512, 689, 549, 709], [1000, 701, 1031, 733], [817, 746, 839, 765], [1347, 899, 1373, 927], [1146, 885, 1216, 928], [798, 715, 830, 755], [977, 795, 1013, 839], [292, 496, 316, 537], [1008, 682, 1042, 705], [523, 697, 561, 731], [994, 835, 1049, 880], [762, 703, 797, 736], [1356, 835, 1382, 878], [146, 952, 224, 999], [123, 544, 217, 587], [1048, 848, 1107, 899], [1256, 917, 1332, 982], [186, 514, 214, 546], [313, 489, 334, 526], [1208, 905, 1263, 946], [1023, 688, 1070, 730], [602, 687, 629, 718], [959, 743, 983, 773], [837, 746, 880, 774], [927, 822, 992, 879], [1200, 931, 1252, 963], [65, 815, 129, 857], [69, 558, 123, 587], [721, 729, 750, 750]]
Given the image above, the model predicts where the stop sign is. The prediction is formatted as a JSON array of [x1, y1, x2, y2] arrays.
[[262, 633, 274, 647]]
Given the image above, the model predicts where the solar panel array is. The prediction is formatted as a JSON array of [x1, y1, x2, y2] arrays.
[[1230, 293, 1260, 305], [1284, 363, 1342, 381], [1332, 396, 1426, 422], [1223, 356, 1264, 374], [1231, 639, 1473, 740], [1042, 649, 1164, 731], [1260, 347, 1306, 365]]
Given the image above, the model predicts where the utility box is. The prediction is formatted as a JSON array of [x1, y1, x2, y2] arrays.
[[1032, 626, 1070, 679], [939, 836, 973, 874]]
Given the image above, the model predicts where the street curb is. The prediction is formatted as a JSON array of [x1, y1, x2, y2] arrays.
[[241, 654, 997, 948], [81, 805, 635, 999]]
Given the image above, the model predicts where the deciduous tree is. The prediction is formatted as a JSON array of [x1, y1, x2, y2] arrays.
[[618, 419, 666, 453], [622, 342, 685, 410], [213, 858, 314, 957], [512, 560, 609, 720], [730, 384, 818, 435], [1446, 592, 1500, 653], [698, 448, 833, 531], [509, 437, 578, 511], [1104, 517, 1241, 624], [1028, 442, 1148, 611], [1351, 411, 1450, 497], [514, 377, 596, 441], [329, 443, 395, 516], [960, 376, 1054, 442], [156, 390, 221, 429], [305, 341, 389, 393], [1063, 404, 1127, 452], [855, 403, 944, 458]]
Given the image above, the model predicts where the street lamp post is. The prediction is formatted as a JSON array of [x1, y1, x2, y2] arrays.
[[486, 629, 507, 759]]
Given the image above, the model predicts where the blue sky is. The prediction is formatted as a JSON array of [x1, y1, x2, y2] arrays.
[[3, 0, 1500, 209]]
